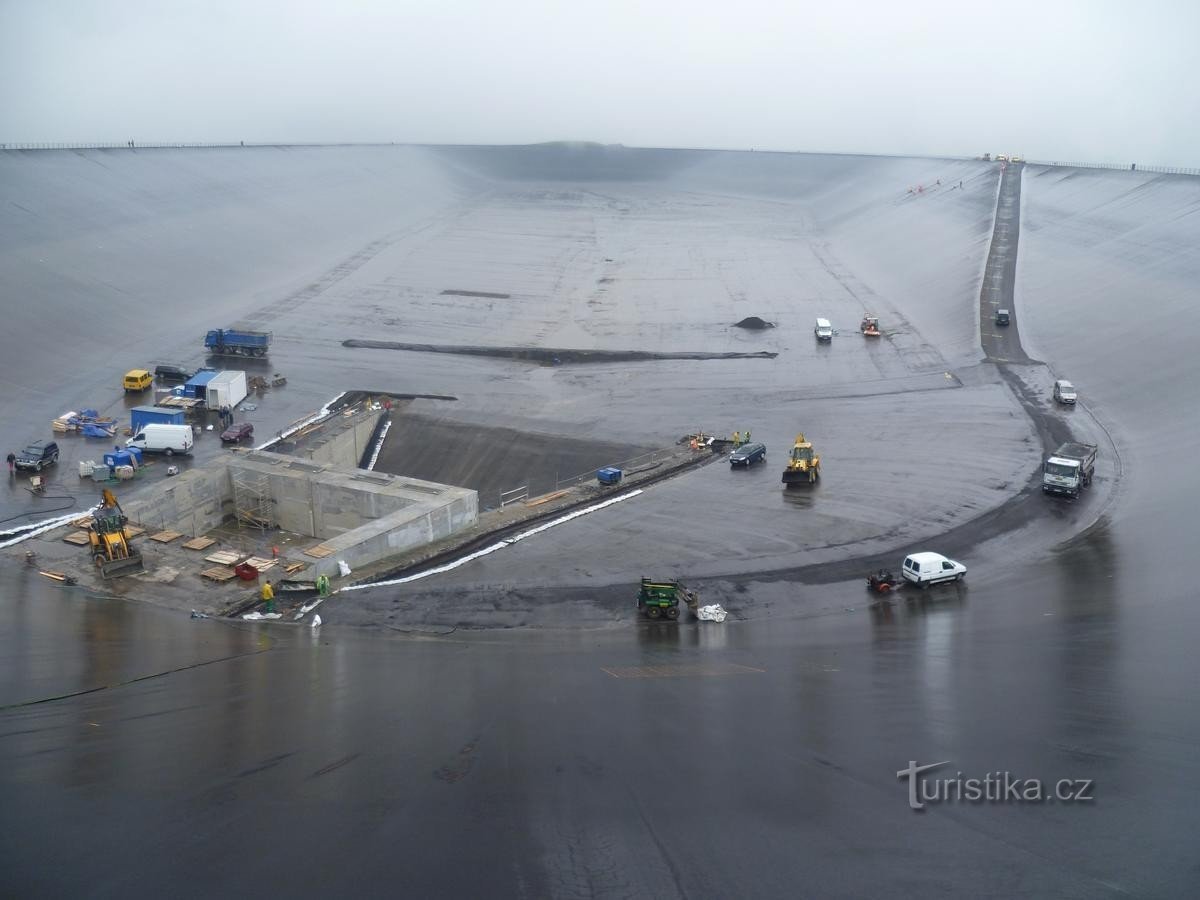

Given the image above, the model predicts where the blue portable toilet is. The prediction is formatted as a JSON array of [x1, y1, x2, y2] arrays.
[[596, 467, 623, 485], [130, 405, 185, 432]]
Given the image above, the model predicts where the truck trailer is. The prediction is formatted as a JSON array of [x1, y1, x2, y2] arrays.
[[204, 328, 272, 358], [1042, 442, 1097, 498], [205, 370, 248, 410]]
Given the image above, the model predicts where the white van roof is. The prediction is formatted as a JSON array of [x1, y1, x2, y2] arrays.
[[816, 318, 832, 328], [904, 551, 951, 565]]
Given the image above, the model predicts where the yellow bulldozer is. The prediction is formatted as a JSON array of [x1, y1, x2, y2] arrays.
[[782, 433, 821, 485], [87, 488, 145, 578]]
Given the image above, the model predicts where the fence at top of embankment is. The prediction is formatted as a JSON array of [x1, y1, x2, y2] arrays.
[[1026, 159, 1200, 177]]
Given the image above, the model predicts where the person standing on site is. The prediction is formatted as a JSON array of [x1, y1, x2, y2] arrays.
[[261, 579, 274, 613], [6, 452, 14, 475]]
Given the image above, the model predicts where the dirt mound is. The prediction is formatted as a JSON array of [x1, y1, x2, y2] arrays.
[[734, 316, 775, 330]]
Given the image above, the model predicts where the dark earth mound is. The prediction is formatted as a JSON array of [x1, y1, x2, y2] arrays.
[[344, 339, 777, 362], [734, 316, 776, 329]]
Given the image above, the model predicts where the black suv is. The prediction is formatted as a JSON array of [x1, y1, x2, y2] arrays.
[[155, 364, 194, 381], [995, 309, 1011, 326], [15, 440, 59, 472]]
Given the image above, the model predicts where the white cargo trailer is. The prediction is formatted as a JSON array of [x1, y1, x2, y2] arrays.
[[205, 370, 248, 410]]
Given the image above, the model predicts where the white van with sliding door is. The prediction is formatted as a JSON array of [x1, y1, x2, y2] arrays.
[[900, 551, 966, 587], [814, 318, 833, 342], [127, 423, 194, 456]]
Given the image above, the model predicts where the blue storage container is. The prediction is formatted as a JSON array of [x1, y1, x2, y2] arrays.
[[596, 467, 623, 485], [181, 368, 218, 399], [130, 405, 185, 432]]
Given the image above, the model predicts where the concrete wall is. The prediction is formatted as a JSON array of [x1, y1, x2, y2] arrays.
[[300, 408, 383, 467], [124, 464, 232, 536], [311, 480, 410, 537], [297, 488, 478, 578]]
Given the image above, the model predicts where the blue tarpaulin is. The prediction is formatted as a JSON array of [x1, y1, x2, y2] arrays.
[[81, 423, 115, 438]]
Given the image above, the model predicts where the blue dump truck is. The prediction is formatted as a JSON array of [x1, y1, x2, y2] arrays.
[[204, 328, 272, 358]]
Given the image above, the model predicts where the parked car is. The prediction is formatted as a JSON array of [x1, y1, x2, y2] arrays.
[[123, 369, 153, 392], [729, 442, 766, 467], [900, 552, 966, 587], [814, 318, 833, 342], [220, 422, 255, 443], [995, 308, 1010, 326], [15, 440, 59, 472], [1053, 379, 1077, 405], [155, 364, 194, 382]]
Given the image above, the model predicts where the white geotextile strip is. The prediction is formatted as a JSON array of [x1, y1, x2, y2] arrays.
[[0, 505, 100, 550], [341, 488, 644, 592], [254, 391, 347, 451], [365, 419, 391, 471]]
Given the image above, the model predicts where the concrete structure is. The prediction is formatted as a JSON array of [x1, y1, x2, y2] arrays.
[[118, 403, 477, 578], [227, 451, 476, 576]]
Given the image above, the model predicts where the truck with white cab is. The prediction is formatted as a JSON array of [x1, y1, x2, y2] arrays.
[[1042, 442, 1097, 498]]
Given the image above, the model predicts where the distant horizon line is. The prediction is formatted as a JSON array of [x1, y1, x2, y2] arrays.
[[0, 140, 1195, 175]]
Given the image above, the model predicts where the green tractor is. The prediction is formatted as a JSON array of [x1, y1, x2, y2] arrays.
[[637, 578, 699, 621]]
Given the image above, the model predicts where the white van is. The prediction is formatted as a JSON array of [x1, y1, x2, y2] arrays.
[[127, 423, 194, 456], [900, 552, 966, 587], [814, 318, 833, 342]]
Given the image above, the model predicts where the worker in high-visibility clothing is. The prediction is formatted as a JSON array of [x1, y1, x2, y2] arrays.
[[261, 580, 274, 613]]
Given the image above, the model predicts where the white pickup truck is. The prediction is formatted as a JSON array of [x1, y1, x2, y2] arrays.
[[1042, 442, 1097, 498]]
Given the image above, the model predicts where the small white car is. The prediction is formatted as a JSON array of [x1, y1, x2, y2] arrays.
[[901, 552, 966, 587], [1053, 379, 1077, 405]]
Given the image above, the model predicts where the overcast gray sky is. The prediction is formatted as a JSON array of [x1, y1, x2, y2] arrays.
[[2, 0, 1198, 165]]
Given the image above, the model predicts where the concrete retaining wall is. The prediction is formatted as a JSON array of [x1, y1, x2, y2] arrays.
[[297, 488, 478, 578], [124, 464, 232, 536], [300, 408, 383, 466]]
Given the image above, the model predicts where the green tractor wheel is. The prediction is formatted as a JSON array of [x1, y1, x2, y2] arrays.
[[665, 606, 680, 621], [646, 606, 662, 619]]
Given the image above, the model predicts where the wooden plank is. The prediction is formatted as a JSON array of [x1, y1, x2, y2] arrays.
[[124, 525, 146, 538], [524, 489, 569, 508], [181, 536, 216, 551], [71, 515, 94, 528], [304, 544, 335, 559], [205, 550, 243, 566], [62, 531, 92, 545], [244, 556, 277, 572], [284, 561, 308, 574], [200, 566, 238, 582], [149, 530, 183, 543]]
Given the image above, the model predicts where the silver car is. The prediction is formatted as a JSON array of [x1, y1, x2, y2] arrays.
[[1053, 379, 1077, 405]]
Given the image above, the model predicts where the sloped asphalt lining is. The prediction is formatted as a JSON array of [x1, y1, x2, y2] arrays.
[[343, 339, 777, 363], [339, 443, 726, 593], [335, 161, 1123, 618]]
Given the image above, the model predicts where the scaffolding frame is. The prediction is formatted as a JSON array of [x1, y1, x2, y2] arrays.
[[232, 468, 274, 531]]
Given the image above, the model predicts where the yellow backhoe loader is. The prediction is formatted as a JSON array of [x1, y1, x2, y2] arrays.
[[782, 433, 821, 485], [87, 488, 145, 578]]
